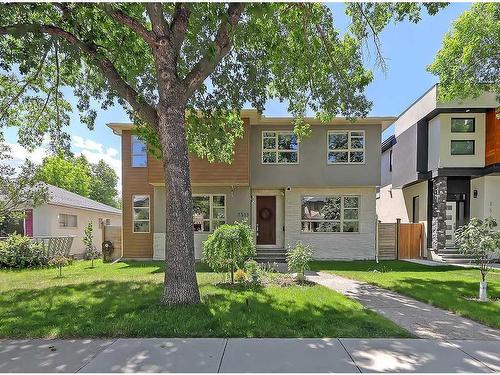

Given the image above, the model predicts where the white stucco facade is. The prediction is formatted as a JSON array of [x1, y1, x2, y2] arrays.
[[428, 113, 486, 170], [32, 203, 121, 256]]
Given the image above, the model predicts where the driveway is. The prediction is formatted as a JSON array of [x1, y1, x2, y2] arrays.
[[0, 338, 499, 373]]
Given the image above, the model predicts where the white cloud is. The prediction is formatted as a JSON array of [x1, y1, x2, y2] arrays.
[[72, 137, 122, 189], [73, 135, 104, 154], [4, 139, 49, 167]]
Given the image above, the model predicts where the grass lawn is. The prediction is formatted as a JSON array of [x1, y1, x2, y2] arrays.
[[311, 260, 500, 329], [0, 260, 410, 338]]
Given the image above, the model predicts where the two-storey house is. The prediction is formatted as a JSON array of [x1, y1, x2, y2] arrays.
[[377, 85, 499, 261], [109, 110, 394, 261]]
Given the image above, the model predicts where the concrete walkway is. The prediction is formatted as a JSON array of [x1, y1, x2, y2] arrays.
[[0, 338, 499, 373], [405, 258, 500, 270], [306, 271, 500, 341]]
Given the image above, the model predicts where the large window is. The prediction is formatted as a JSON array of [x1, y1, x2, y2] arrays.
[[59, 214, 77, 228], [451, 140, 475, 155], [132, 195, 150, 233], [301, 196, 360, 233], [451, 118, 475, 133], [193, 195, 226, 233], [327, 131, 365, 164], [262, 131, 298, 164], [131, 135, 147, 167]]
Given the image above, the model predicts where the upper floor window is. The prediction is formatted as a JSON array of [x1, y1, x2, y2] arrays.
[[131, 135, 147, 167], [301, 195, 360, 233], [451, 118, 475, 133], [328, 131, 365, 164], [262, 131, 298, 164], [59, 213, 77, 228], [132, 195, 150, 233], [451, 140, 475, 155], [193, 195, 226, 233]]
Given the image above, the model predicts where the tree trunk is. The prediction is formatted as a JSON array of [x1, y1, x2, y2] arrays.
[[157, 102, 201, 305]]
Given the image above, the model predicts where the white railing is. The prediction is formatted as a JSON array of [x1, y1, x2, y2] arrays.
[[0, 236, 74, 257]]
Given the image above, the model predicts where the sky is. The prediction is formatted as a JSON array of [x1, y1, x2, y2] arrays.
[[3, 2, 471, 185]]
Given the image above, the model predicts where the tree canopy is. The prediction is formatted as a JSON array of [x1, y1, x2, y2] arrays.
[[35, 154, 119, 206], [0, 141, 48, 225], [428, 3, 500, 103], [1, 3, 445, 155]]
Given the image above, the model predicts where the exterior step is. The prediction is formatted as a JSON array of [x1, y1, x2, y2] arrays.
[[255, 248, 287, 263]]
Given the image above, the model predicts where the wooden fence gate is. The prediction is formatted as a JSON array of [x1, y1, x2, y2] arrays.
[[377, 221, 423, 260]]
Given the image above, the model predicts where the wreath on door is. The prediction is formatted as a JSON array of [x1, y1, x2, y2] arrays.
[[259, 208, 272, 220]]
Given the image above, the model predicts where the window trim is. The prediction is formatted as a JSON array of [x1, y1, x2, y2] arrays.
[[192, 194, 227, 233], [261, 131, 299, 165], [58, 213, 78, 228], [327, 130, 366, 165], [451, 118, 475, 133], [132, 194, 150, 233], [131, 135, 148, 168], [300, 195, 361, 233], [450, 140, 475, 156]]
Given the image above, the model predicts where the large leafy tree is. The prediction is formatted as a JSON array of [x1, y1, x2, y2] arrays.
[[36, 154, 92, 197], [0, 141, 48, 225], [428, 3, 500, 103], [89, 159, 119, 207], [36, 154, 119, 207], [0, 2, 443, 305]]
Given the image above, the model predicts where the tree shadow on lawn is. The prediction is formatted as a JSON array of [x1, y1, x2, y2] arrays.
[[116, 261, 213, 274], [310, 260, 462, 273], [0, 279, 409, 339], [378, 277, 500, 329]]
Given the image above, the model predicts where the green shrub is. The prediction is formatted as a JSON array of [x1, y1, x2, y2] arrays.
[[286, 241, 313, 280], [244, 259, 260, 283], [0, 234, 47, 268], [202, 221, 255, 283]]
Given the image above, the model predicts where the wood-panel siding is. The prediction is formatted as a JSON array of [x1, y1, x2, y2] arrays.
[[122, 130, 154, 258], [148, 118, 250, 185], [485, 109, 500, 166]]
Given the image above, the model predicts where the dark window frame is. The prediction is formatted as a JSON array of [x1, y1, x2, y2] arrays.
[[451, 118, 475, 133], [451, 140, 475, 155]]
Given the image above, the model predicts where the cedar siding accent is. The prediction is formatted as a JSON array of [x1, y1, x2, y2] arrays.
[[485, 109, 500, 166], [148, 118, 250, 186], [122, 130, 154, 258]]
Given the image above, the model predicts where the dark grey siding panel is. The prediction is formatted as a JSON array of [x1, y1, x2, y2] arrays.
[[381, 148, 392, 187], [249, 124, 381, 187], [416, 119, 429, 174], [392, 124, 419, 188]]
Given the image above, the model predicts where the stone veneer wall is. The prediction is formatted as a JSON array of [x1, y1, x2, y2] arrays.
[[431, 176, 447, 252]]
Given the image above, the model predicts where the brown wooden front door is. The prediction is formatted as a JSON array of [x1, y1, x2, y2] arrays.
[[256, 196, 276, 245]]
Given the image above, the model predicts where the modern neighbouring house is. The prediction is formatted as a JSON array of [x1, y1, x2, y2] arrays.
[[109, 110, 394, 261], [0, 184, 122, 256], [377, 85, 499, 262]]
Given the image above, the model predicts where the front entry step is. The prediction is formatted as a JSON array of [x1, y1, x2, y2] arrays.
[[439, 247, 476, 264], [255, 248, 287, 263]]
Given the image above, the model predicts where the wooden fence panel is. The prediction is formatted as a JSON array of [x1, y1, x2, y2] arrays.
[[378, 223, 397, 260], [398, 223, 423, 259]]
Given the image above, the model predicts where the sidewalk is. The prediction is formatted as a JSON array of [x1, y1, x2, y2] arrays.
[[0, 338, 499, 373], [306, 271, 500, 341]]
